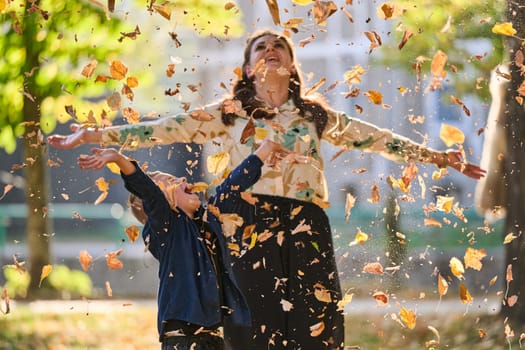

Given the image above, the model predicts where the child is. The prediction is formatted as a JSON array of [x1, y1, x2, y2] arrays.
[[77, 139, 291, 350]]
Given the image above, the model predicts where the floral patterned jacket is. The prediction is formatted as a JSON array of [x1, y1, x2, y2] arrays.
[[102, 99, 440, 207]]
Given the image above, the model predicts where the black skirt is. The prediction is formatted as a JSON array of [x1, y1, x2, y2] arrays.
[[223, 194, 344, 350]]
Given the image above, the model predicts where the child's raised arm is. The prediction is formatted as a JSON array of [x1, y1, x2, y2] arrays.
[[77, 148, 136, 175]]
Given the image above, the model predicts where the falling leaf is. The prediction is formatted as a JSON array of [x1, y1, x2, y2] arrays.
[[106, 249, 124, 270], [337, 292, 353, 311], [313, 283, 332, 303], [39, 264, 52, 287], [207, 151, 230, 175], [81, 60, 98, 78], [349, 229, 368, 246], [439, 124, 464, 147], [368, 182, 380, 203], [449, 257, 465, 280], [125, 225, 140, 242], [373, 291, 389, 306], [106, 91, 122, 111], [109, 60, 128, 80], [364, 90, 383, 104], [79, 250, 93, 271], [0, 288, 10, 315], [363, 262, 384, 275], [219, 213, 244, 238], [464, 247, 486, 271], [343, 64, 367, 86], [280, 298, 293, 311], [123, 107, 140, 124], [424, 217, 442, 227], [503, 232, 517, 244], [283, 17, 304, 29], [265, 0, 280, 25], [0, 184, 13, 201], [437, 273, 448, 297], [399, 307, 416, 329], [105, 281, 113, 297], [376, 2, 405, 20], [436, 195, 454, 213], [364, 31, 382, 53], [312, 0, 337, 25], [459, 283, 473, 304], [153, 4, 171, 20], [344, 193, 356, 221], [489, 275, 498, 287], [292, 0, 312, 4], [291, 219, 311, 235], [431, 50, 448, 77], [309, 321, 325, 337], [450, 95, 471, 116], [492, 22, 517, 36]]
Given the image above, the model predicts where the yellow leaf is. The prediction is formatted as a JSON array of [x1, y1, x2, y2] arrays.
[[94, 191, 108, 206], [313, 283, 332, 303], [189, 182, 209, 193], [399, 307, 416, 329], [95, 177, 110, 192], [464, 247, 486, 271], [492, 22, 517, 36], [431, 50, 448, 77], [290, 205, 303, 219], [207, 151, 230, 176], [248, 232, 258, 249], [440, 124, 465, 147], [39, 265, 53, 287], [337, 292, 353, 311], [503, 232, 517, 244], [449, 257, 465, 280], [254, 127, 268, 141], [349, 229, 368, 246], [106, 162, 121, 175], [437, 273, 448, 297], [436, 195, 454, 213], [459, 282, 473, 304], [153, 4, 172, 20], [292, 0, 312, 4]]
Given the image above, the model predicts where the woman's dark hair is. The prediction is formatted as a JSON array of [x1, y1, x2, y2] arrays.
[[222, 30, 328, 137]]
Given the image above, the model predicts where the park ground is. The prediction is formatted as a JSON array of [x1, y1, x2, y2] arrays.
[[0, 296, 520, 350]]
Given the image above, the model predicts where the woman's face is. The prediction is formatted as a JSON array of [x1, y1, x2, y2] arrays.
[[246, 34, 295, 79]]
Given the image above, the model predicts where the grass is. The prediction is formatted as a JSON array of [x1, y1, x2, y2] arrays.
[[0, 298, 519, 350]]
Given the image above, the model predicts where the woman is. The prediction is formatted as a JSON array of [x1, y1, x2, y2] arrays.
[[48, 30, 485, 349]]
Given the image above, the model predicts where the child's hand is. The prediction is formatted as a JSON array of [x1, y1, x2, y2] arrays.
[[77, 148, 123, 170], [255, 140, 292, 167]]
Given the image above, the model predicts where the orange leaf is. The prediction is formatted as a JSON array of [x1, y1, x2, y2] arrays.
[[126, 76, 139, 88], [313, 283, 332, 303], [309, 321, 325, 337], [106, 249, 124, 270], [431, 50, 448, 77], [373, 291, 389, 306], [459, 282, 473, 304], [312, 0, 337, 25], [81, 60, 98, 78], [105, 281, 113, 297], [125, 225, 140, 243], [364, 90, 383, 104], [440, 123, 464, 147], [39, 264, 52, 287], [153, 4, 171, 20], [109, 60, 128, 80], [437, 273, 448, 297], [399, 307, 416, 329], [344, 193, 356, 222], [265, 0, 280, 25], [79, 250, 93, 271], [363, 262, 384, 275], [0, 184, 13, 201], [368, 182, 380, 203]]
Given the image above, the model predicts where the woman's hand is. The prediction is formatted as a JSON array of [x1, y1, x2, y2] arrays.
[[77, 148, 136, 175], [48, 123, 101, 149]]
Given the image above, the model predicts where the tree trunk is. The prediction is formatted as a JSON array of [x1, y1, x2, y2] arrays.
[[22, 0, 53, 299], [501, 0, 525, 327]]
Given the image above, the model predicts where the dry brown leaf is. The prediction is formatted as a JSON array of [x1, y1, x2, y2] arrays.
[[423, 217, 442, 228], [265, 0, 280, 25], [312, 0, 337, 25], [364, 90, 383, 104], [105, 249, 124, 270], [125, 225, 140, 242], [459, 282, 473, 304], [0, 184, 13, 201], [123, 107, 140, 124], [373, 291, 389, 306], [363, 262, 384, 275], [464, 247, 486, 271], [291, 219, 311, 235], [153, 4, 171, 20], [106, 92, 122, 111], [81, 60, 98, 78], [367, 182, 380, 203]]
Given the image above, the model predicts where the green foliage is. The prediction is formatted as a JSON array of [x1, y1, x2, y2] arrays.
[[379, 0, 506, 99], [3, 266, 30, 298], [46, 265, 92, 298], [2, 264, 92, 299]]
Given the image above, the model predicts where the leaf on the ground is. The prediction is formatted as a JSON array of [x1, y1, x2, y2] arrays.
[[39, 264, 52, 287], [492, 22, 517, 36], [79, 250, 93, 271]]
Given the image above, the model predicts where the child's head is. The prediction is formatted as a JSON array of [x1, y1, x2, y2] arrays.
[[128, 171, 202, 223]]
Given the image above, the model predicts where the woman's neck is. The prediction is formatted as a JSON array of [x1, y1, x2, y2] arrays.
[[254, 73, 290, 108]]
